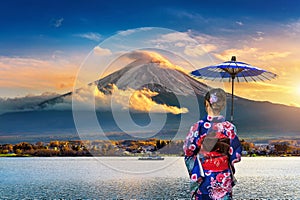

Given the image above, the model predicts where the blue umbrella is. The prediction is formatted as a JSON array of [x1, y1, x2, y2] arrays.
[[191, 56, 277, 121]]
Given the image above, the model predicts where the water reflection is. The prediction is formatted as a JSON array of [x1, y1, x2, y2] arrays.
[[0, 157, 299, 199]]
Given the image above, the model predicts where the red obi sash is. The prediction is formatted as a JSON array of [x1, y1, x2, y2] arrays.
[[201, 153, 229, 171]]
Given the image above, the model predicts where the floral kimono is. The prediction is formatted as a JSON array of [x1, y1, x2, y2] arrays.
[[183, 115, 242, 200]]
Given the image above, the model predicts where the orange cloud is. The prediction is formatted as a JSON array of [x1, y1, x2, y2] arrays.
[[129, 87, 188, 114], [257, 51, 291, 61], [0, 56, 79, 96], [92, 84, 188, 114]]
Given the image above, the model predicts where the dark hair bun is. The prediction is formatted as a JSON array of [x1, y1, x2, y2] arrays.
[[205, 88, 226, 114]]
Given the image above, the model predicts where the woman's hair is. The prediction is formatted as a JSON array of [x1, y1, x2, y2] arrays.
[[204, 88, 226, 114]]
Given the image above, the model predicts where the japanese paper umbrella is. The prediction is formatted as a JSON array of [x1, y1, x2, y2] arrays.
[[190, 56, 277, 122]]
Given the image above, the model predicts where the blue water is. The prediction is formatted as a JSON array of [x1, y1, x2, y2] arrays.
[[0, 157, 299, 199]]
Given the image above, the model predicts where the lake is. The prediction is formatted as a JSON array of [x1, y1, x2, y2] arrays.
[[0, 157, 299, 199]]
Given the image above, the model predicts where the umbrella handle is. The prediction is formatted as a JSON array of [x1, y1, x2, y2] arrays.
[[231, 77, 234, 122]]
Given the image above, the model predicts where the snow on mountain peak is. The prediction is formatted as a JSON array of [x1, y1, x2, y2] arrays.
[[125, 50, 187, 73]]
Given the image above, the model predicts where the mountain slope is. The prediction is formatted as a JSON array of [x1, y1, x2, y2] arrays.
[[96, 60, 209, 96]]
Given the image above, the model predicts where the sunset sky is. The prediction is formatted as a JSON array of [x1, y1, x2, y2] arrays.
[[1, 0, 300, 107]]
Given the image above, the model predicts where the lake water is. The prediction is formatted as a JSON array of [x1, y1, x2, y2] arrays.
[[0, 157, 299, 199]]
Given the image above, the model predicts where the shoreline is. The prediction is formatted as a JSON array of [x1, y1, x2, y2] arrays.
[[1, 138, 299, 157], [1, 154, 299, 158]]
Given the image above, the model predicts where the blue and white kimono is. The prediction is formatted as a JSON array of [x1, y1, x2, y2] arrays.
[[183, 115, 242, 200]]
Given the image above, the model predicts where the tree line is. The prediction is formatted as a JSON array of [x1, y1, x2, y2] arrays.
[[1, 138, 299, 157], [0, 139, 178, 157]]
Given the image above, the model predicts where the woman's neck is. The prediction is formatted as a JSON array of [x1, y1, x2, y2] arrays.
[[206, 107, 220, 117]]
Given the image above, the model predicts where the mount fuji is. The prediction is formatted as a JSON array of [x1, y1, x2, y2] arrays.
[[0, 51, 299, 143]]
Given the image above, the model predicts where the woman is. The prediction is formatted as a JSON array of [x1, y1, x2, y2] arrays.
[[183, 88, 242, 200]]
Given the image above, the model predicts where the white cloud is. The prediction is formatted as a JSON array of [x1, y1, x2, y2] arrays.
[[166, 8, 208, 23], [251, 31, 264, 41], [117, 27, 153, 36], [118, 29, 136, 36], [53, 17, 64, 28], [184, 44, 217, 57], [153, 32, 196, 44], [93, 46, 112, 56], [285, 19, 300, 35], [175, 42, 185, 47], [256, 31, 264, 35], [184, 45, 206, 57], [78, 83, 189, 114], [214, 47, 258, 61], [51, 50, 65, 59], [1, 79, 189, 115], [75, 32, 102, 42], [191, 34, 214, 43], [0, 92, 59, 114], [202, 44, 218, 52], [214, 47, 291, 64], [252, 36, 264, 41], [38, 82, 189, 114], [236, 21, 244, 26]]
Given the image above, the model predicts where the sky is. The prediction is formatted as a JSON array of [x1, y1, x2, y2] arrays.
[[1, 0, 300, 107]]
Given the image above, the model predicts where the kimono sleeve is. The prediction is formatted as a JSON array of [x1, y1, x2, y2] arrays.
[[183, 122, 200, 175], [227, 124, 242, 173], [183, 122, 200, 159], [183, 122, 203, 196]]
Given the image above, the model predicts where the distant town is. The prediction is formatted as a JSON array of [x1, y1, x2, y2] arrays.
[[0, 138, 300, 157]]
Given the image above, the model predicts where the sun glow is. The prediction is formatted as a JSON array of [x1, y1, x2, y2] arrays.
[[297, 86, 300, 96]]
